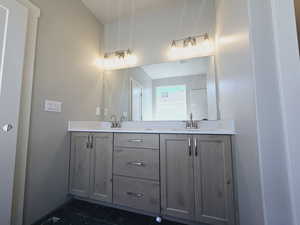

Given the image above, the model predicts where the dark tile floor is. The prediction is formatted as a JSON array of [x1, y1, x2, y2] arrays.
[[34, 199, 190, 225]]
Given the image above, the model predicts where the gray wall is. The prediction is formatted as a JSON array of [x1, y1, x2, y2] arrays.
[[215, 1, 265, 225], [104, 0, 216, 66], [271, 0, 300, 224], [247, 0, 294, 224], [24, 0, 104, 224], [215, 0, 293, 225]]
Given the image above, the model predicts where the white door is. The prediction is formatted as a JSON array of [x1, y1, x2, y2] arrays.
[[190, 89, 208, 120], [131, 79, 143, 121], [0, 0, 27, 224]]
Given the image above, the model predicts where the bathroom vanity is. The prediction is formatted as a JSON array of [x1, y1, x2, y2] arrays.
[[68, 47, 236, 225], [68, 122, 236, 225]]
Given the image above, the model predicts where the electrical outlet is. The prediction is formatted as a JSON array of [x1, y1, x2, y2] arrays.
[[96, 106, 101, 116]]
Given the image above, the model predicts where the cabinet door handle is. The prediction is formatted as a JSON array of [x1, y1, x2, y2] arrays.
[[127, 161, 146, 167], [86, 135, 90, 149], [128, 139, 143, 143], [194, 138, 198, 157], [90, 135, 94, 149], [126, 192, 144, 198], [188, 138, 192, 156]]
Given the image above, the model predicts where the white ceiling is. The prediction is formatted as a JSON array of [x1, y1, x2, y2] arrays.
[[82, 0, 178, 24], [141, 57, 210, 80]]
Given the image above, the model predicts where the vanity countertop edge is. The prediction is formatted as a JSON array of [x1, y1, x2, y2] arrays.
[[68, 121, 236, 135]]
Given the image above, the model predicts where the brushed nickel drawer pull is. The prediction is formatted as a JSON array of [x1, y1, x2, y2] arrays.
[[90, 135, 94, 149], [86, 135, 91, 149], [126, 192, 144, 198], [127, 161, 146, 167], [128, 139, 143, 143]]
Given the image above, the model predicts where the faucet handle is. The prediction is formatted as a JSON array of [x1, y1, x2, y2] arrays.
[[110, 115, 117, 128], [120, 115, 126, 123], [193, 120, 198, 129], [186, 121, 191, 128]]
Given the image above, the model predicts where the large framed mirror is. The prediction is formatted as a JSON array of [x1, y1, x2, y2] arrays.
[[100, 56, 218, 121]]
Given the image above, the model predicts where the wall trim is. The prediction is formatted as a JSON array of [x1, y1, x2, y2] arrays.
[[269, 0, 300, 225], [12, 1, 40, 225], [18, 0, 40, 18]]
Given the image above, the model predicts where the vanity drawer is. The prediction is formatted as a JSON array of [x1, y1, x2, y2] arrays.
[[114, 133, 159, 149], [113, 176, 160, 214], [113, 148, 159, 180]]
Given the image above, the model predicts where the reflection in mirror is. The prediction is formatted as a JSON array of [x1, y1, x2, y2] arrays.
[[101, 56, 218, 121]]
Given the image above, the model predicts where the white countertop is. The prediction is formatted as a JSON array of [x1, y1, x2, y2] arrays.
[[68, 121, 235, 135]]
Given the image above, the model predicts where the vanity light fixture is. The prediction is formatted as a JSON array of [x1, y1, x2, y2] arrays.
[[103, 49, 138, 70], [183, 37, 197, 48], [169, 33, 214, 60]]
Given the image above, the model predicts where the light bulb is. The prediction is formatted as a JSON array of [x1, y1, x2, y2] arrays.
[[171, 40, 177, 49]]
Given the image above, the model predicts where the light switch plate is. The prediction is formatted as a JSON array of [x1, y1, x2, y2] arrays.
[[44, 100, 62, 112]]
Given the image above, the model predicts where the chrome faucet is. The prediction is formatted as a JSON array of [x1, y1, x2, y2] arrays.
[[186, 113, 198, 129], [110, 115, 119, 128], [111, 115, 126, 128]]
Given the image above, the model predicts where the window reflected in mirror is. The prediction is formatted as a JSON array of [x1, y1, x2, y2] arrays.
[[155, 85, 188, 120]]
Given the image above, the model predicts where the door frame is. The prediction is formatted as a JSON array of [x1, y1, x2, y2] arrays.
[[11, 1, 40, 225], [270, 0, 300, 224], [130, 77, 144, 121]]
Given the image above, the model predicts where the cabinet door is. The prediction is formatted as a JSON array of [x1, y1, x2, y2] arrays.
[[69, 133, 91, 198], [160, 134, 195, 220], [90, 133, 113, 203], [194, 135, 235, 225]]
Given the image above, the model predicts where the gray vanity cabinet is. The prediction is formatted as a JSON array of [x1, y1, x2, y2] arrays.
[[89, 133, 113, 202], [69, 132, 235, 225], [113, 133, 160, 214], [69, 132, 113, 203], [160, 134, 235, 225], [194, 135, 234, 225], [160, 134, 195, 220], [69, 132, 91, 198]]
